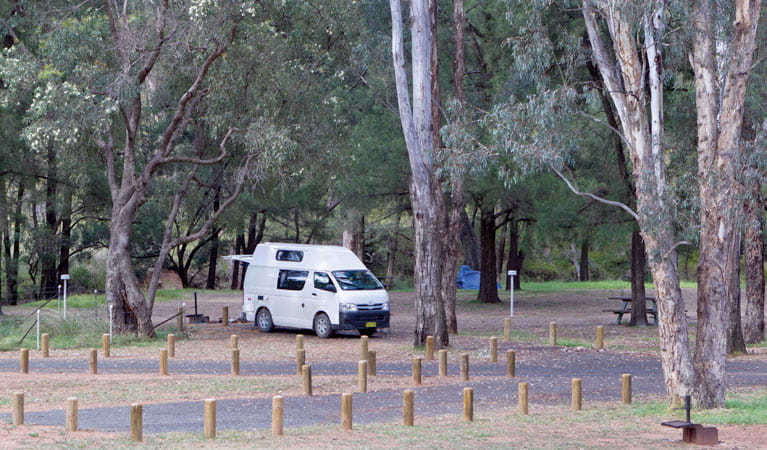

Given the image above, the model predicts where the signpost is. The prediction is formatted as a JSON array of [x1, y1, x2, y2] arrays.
[[61, 274, 70, 319], [507, 270, 517, 317]]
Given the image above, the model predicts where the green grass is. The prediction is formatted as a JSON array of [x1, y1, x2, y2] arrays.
[[634, 389, 767, 424], [0, 314, 181, 351], [517, 280, 697, 293]]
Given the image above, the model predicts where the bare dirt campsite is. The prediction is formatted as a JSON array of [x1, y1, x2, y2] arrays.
[[2, 288, 767, 449]]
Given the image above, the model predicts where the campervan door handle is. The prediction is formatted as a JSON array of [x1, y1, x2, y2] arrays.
[[312, 293, 317, 296]]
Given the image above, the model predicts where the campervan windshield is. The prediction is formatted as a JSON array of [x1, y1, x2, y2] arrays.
[[331, 270, 383, 290]]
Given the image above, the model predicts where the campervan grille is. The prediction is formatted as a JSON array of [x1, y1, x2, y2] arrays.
[[357, 303, 387, 311]]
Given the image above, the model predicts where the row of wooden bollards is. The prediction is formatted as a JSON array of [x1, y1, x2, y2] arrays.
[[8, 373, 635, 441]]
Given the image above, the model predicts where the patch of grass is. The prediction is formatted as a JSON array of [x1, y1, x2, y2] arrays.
[[557, 338, 590, 348], [516, 280, 697, 293], [0, 314, 182, 351], [634, 389, 767, 425]]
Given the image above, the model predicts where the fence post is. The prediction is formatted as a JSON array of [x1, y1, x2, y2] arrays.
[[403, 390, 414, 426], [438, 349, 448, 377], [622, 374, 632, 404], [358, 360, 368, 393], [42, 334, 50, 358], [272, 396, 284, 436], [102, 334, 110, 358], [490, 337, 498, 362], [549, 322, 557, 346], [518, 382, 529, 415], [66, 397, 78, 431], [231, 349, 240, 376], [297, 349, 306, 376], [89, 348, 98, 375], [425, 336, 435, 361], [506, 350, 516, 378], [204, 399, 216, 439], [596, 326, 604, 350], [360, 335, 369, 361], [460, 353, 470, 382], [302, 364, 313, 396], [463, 387, 474, 422], [20, 348, 29, 374], [130, 403, 142, 442], [368, 350, 377, 376], [12, 392, 23, 425], [167, 333, 176, 358], [159, 349, 168, 376], [222, 306, 229, 327], [341, 393, 353, 430], [572, 378, 582, 411], [412, 357, 422, 385]]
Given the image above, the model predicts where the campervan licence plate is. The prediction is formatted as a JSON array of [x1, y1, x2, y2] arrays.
[[365, 322, 376, 328]]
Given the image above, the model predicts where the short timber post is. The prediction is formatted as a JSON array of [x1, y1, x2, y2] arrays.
[[341, 393, 353, 430], [596, 326, 604, 350], [159, 349, 168, 376], [438, 349, 448, 377], [222, 306, 229, 327], [102, 333, 110, 358], [204, 399, 216, 439], [622, 374, 632, 404], [506, 350, 516, 378], [42, 334, 50, 358], [358, 360, 368, 393], [463, 387, 474, 422], [130, 403, 142, 442], [572, 378, 582, 411], [360, 335, 369, 361], [296, 349, 306, 376], [231, 349, 240, 376], [20, 348, 29, 374], [403, 390, 414, 426], [460, 353, 470, 382], [230, 334, 238, 350], [368, 350, 377, 376], [66, 397, 78, 431], [302, 364, 313, 396], [272, 396, 284, 436], [425, 336, 435, 360], [89, 348, 98, 375], [518, 382, 529, 415], [167, 334, 175, 358], [412, 357, 422, 385], [12, 392, 23, 425], [490, 337, 498, 362], [549, 322, 557, 346]]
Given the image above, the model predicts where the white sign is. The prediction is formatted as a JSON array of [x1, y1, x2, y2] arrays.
[[508, 270, 518, 317]]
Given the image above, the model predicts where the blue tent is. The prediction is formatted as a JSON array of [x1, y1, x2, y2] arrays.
[[456, 265, 501, 289]]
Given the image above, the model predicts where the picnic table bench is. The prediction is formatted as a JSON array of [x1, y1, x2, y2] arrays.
[[603, 296, 657, 325]]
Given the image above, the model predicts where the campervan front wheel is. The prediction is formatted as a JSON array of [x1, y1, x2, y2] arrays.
[[313, 312, 333, 338], [256, 308, 274, 333]]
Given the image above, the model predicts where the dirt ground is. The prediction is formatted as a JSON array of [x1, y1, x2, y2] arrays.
[[2, 287, 766, 448]]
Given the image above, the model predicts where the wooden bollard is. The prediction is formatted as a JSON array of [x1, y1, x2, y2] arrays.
[[302, 364, 313, 396], [596, 326, 604, 350], [89, 348, 98, 375], [296, 334, 304, 351], [549, 322, 557, 346], [42, 334, 50, 358], [506, 350, 516, 378], [518, 382, 529, 415], [66, 397, 78, 431], [204, 399, 216, 439], [368, 350, 377, 376], [572, 378, 582, 411], [12, 392, 23, 425], [102, 334, 110, 358], [403, 390, 414, 426], [272, 396, 284, 436], [463, 387, 474, 421], [230, 334, 238, 349], [412, 357, 422, 385], [622, 374, 632, 404], [460, 353, 470, 382], [231, 349, 240, 376], [358, 360, 368, 393], [167, 334, 176, 358], [176, 306, 184, 333], [425, 336, 435, 360], [159, 349, 168, 376], [296, 349, 306, 376], [20, 348, 29, 374], [130, 403, 142, 442], [504, 318, 511, 342], [341, 393, 353, 430], [438, 349, 448, 377], [222, 306, 229, 327], [360, 335, 369, 361], [490, 337, 498, 362]]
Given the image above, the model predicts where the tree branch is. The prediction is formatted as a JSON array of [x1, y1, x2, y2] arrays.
[[552, 166, 639, 221]]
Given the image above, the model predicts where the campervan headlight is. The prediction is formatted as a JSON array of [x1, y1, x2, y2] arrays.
[[339, 303, 358, 312], [382, 301, 390, 311]]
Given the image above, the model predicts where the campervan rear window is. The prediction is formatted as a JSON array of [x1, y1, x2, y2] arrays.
[[277, 270, 308, 291], [276, 250, 303, 262]]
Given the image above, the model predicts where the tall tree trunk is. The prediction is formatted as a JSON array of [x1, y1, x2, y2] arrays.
[[506, 217, 524, 291], [58, 186, 72, 277], [385, 213, 400, 290], [690, 0, 759, 408], [5, 179, 23, 305], [39, 145, 58, 299], [477, 206, 499, 303], [579, 239, 589, 281], [342, 213, 365, 260], [206, 228, 220, 289], [743, 184, 765, 344], [390, 0, 448, 347], [726, 237, 746, 354], [629, 230, 648, 326], [460, 209, 481, 269], [231, 233, 244, 290]]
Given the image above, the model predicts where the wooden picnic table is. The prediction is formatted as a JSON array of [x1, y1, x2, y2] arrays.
[[604, 296, 657, 325]]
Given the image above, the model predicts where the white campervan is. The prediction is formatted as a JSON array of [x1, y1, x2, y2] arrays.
[[231, 243, 390, 338]]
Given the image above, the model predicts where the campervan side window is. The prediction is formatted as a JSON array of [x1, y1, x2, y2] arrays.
[[276, 250, 304, 262], [277, 269, 309, 291], [313, 272, 337, 292]]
